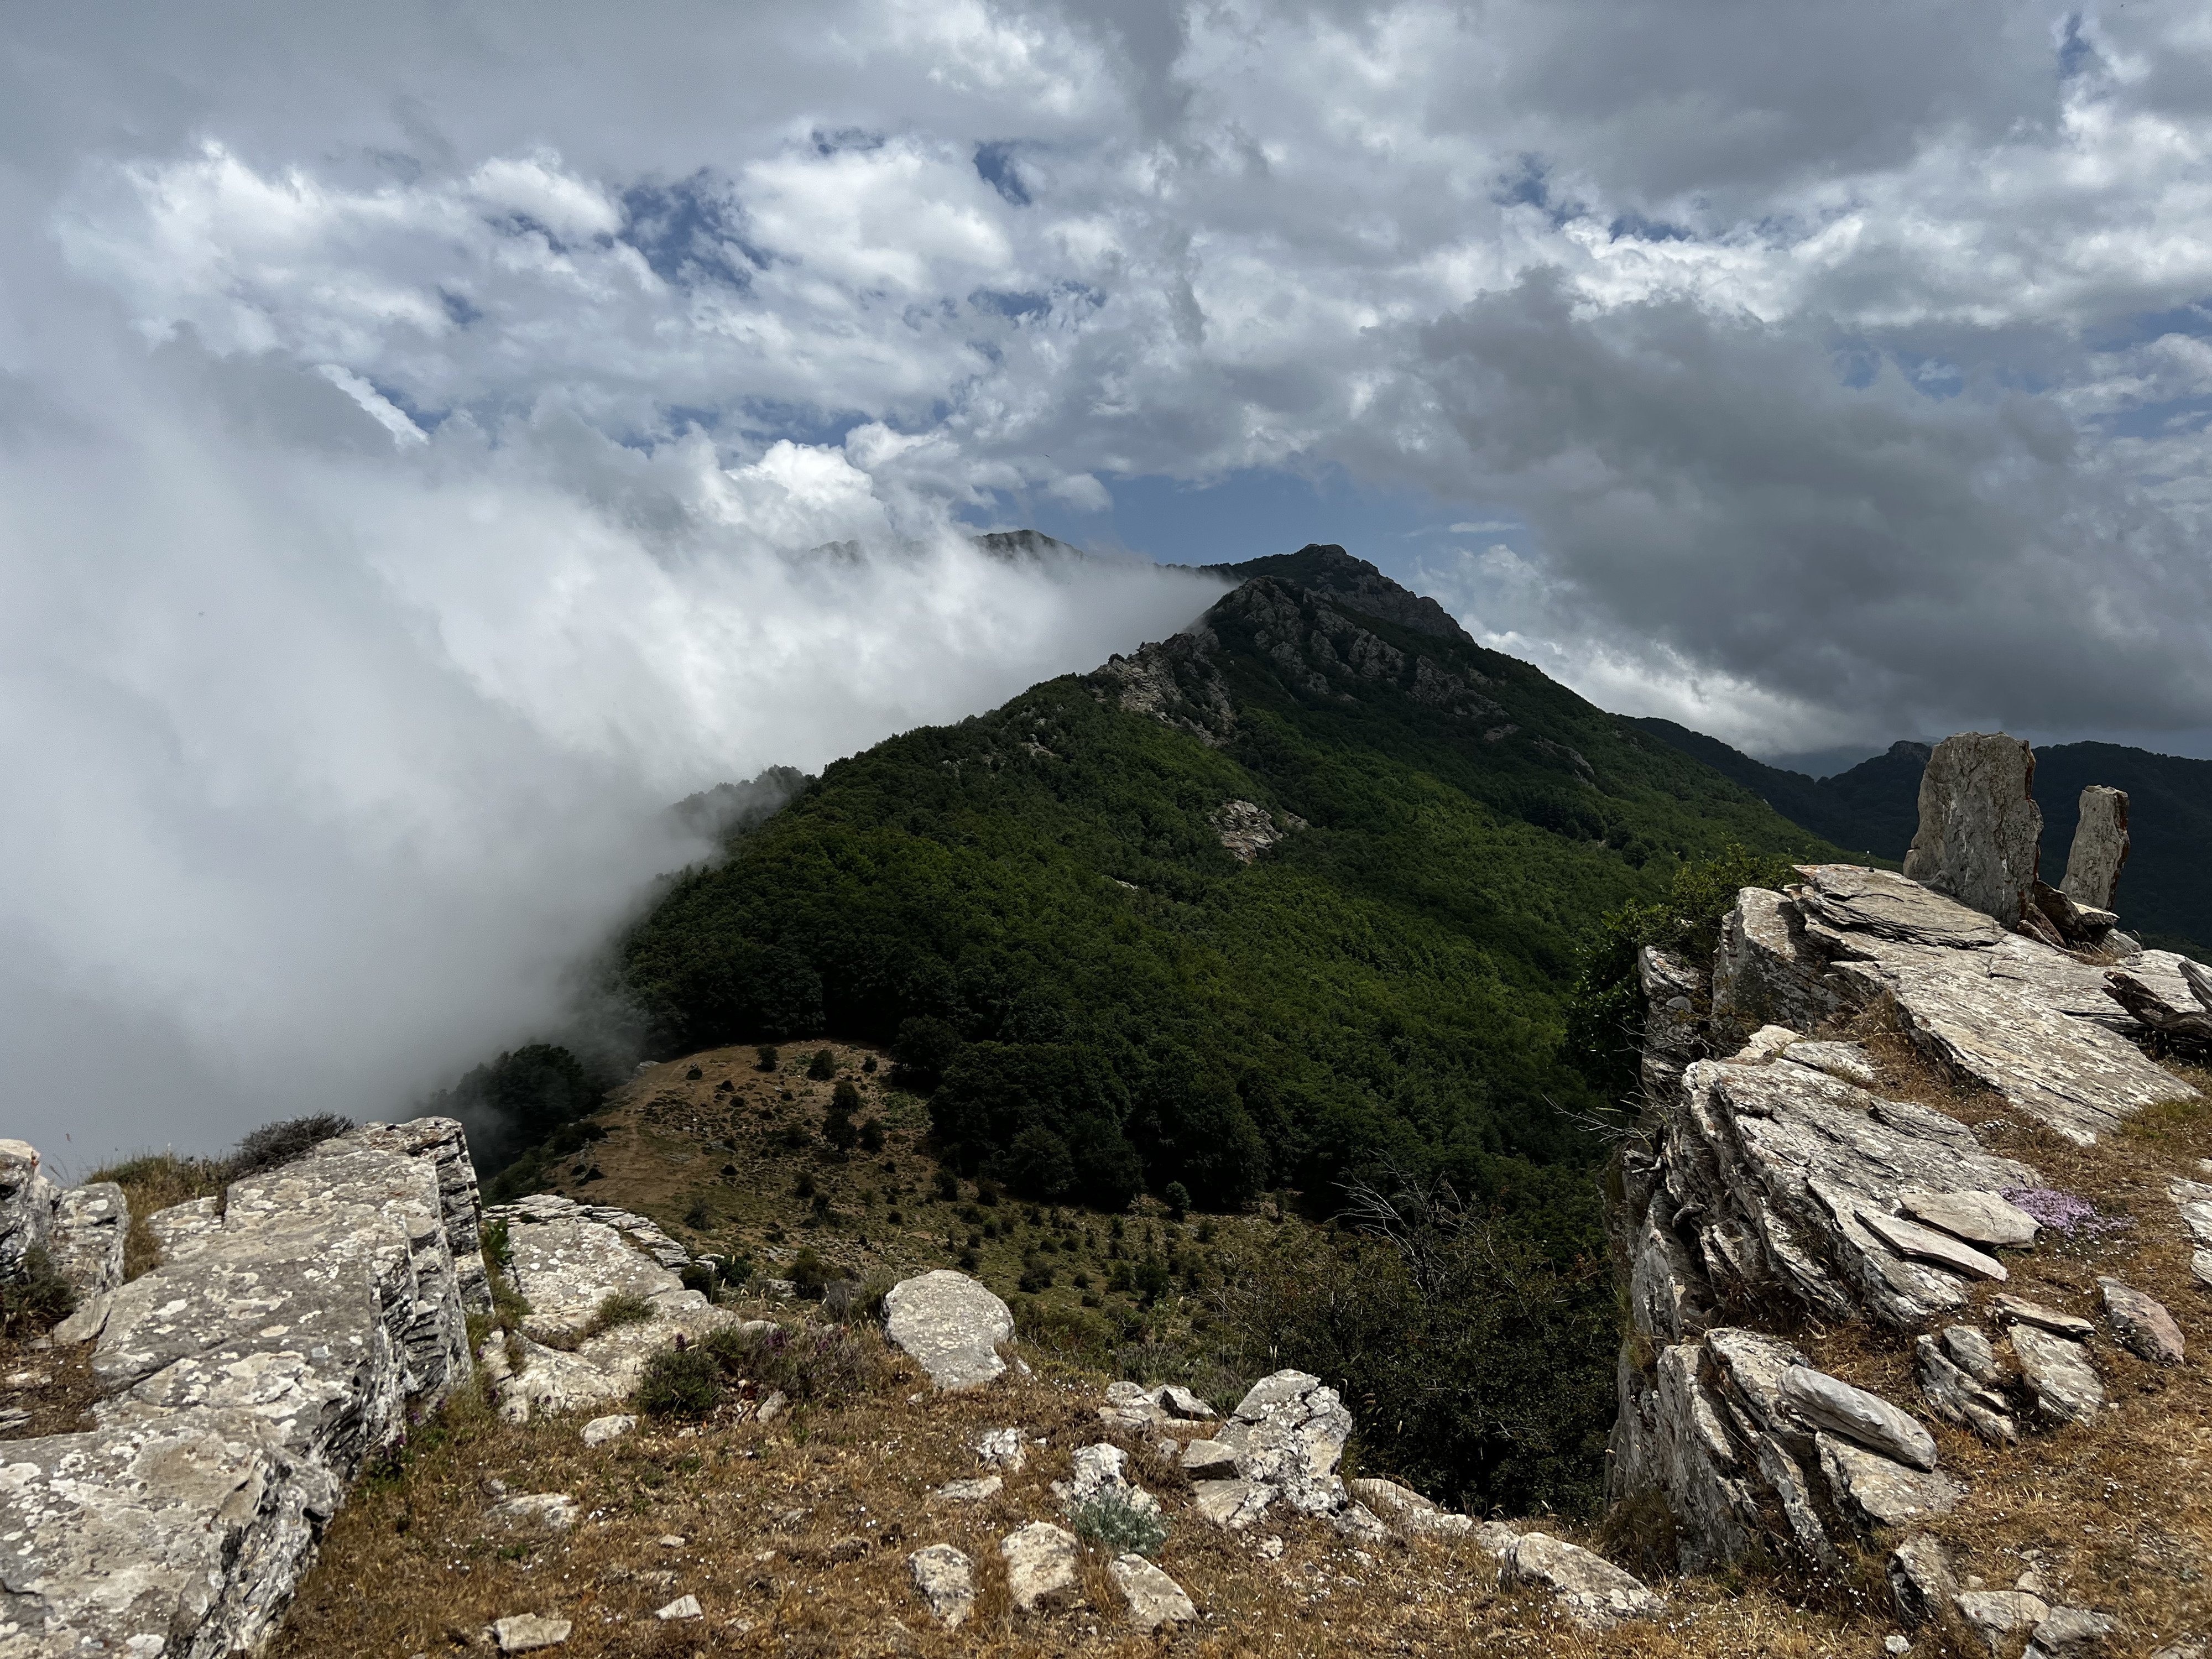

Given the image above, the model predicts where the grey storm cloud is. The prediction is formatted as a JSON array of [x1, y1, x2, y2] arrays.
[[9, 0, 2212, 1153]]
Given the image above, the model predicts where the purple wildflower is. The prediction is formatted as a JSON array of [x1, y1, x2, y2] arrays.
[[2002, 1186, 2135, 1240]]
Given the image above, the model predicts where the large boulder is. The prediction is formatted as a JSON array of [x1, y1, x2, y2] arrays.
[[883, 1270, 1014, 1390], [1901, 732, 2042, 926], [2060, 785, 2130, 911], [0, 1140, 59, 1280]]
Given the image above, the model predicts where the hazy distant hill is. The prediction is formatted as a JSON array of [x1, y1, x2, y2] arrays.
[[1632, 718, 2212, 955]]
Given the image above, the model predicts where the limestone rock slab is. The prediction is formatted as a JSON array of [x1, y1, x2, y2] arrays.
[[2060, 786, 2130, 911], [1902, 733, 2042, 925], [1497, 1532, 1662, 1630], [1899, 1188, 2039, 1248], [0, 1406, 335, 1659], [1815, 1433, 1964, 1528], [999, 1521, 1079, 1611], [883, 1270, 1014, 1390], [1859, 1208, 2008, 1282], [1780, 1366, 1939, 1470], [1109, 1554, 1196, 1631]]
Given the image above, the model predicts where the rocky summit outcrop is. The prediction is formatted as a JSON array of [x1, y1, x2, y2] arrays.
[[0, 1118, 489, 1658], [1611, 739, 2208, 1588]]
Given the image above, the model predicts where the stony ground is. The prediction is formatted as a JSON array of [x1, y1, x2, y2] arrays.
[[267, 1334, 1913, 1659]]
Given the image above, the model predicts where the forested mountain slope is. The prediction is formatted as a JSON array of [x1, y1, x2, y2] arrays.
[[614, 546, 1844, 1208]]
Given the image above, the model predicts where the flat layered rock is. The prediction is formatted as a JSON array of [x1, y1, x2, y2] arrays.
[[500, 1214, 697, 1343], [1899, 1187, 2039, 1248], [1780, 1367, 1939, 1470], [1859, 1208, 2008, 1282], [0, 1406, 335, 1658], [2009, 1325, 2105, 1425], [1109, 1554, 1197, 1631], [2098, 1277, 2184, 1364], [494, 1614, 573, 1652], [1816, 1433, 1965, 1527], [907, 1544, 974, 1628], [1192, 1477, 1275, 1530], [883, 1271, 1014, 1391], [1783, 1041, 1878, 1088], [1992, 1295, 2095, 1340], [1914, 1335, 2016, 1444]]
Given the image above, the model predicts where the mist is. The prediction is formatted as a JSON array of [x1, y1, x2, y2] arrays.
[[0, 311, 1223, 1166]]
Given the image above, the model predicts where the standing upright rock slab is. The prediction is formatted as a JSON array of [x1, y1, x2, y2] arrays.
[[1902, 733, 2043, 926], [884, 1270, 1014, 1390], [2061, 786, 2130, 911]]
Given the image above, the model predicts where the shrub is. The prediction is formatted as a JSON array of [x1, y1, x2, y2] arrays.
[[1163, 1181, 1191, 1222], [806, 1048, 837, 1081], [684, 1199, 713, 1229], [0, 1246, 75, 1337], [1133, 1260, 1171, 1304], [230, 1113, 357, 1177], [862, 1056, 878, 1074], [480, 1219, 513, 1273], [1213, 1165, 1615, 1518], [824, 1109, 858, 1155], [858, 1119, 885, 1153], [1019, 1262, 1055, 1292], [701, 1318, 881, 1400], [686, 1065, 703, 1081], [635, 1344, 722, 1420], [933, 1168, 961, 1202], [1069, 1491, 1168, 1557], [792, 1171, 816, 1199], [590, 1291, 656, 1333], [757, 1045, 780, 1072], [789, 1247, 835, 1297]]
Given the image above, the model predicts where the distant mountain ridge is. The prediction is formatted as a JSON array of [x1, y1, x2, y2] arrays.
[[1632, 717, 2212, 955]]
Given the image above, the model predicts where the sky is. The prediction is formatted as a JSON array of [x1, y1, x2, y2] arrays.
[[8, 1, 2212, 1155]]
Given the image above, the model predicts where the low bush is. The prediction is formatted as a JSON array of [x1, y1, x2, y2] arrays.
[[698, 1320, 881, 1402], [635, 1345, 722, 1421], [231, 1114, 357, 1177], [1068, 1490, 1168, 1557], [806, 1048, 837, 1081], [0, 1246, 75, 1337]]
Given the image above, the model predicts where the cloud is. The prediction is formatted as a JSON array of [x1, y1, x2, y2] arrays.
[[0, 289, 1222, 1161]]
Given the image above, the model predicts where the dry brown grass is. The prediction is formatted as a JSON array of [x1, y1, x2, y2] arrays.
[[0, 1337, 101, 1441], [270, 1328, 1913, 1659], [82, 1150, 231, 1281]]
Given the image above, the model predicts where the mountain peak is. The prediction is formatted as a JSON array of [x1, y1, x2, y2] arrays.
[[1199, 543, 1473, 646]]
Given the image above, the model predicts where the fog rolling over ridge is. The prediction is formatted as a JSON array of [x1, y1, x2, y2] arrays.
[[0, 336, 1225, 1161]]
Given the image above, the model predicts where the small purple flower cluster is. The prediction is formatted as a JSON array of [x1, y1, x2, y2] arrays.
[[2002, 1185, 2136, 1240]]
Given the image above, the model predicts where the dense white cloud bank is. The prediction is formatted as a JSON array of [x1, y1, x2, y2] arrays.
[[7, 0, 2212, 1149]]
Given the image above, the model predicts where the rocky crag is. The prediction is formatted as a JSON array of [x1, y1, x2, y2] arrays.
[[0, 1119, 494, 1657], [1614, 732, 2208, 1651]]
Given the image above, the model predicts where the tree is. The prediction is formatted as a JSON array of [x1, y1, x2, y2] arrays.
[[757, 1045, 780, 1072], [1006, 1125, 1076, 1200], [892, 1016, 962, 1091], [807, 1048, 837, 1080], [1163, 1181, 1191, 1222]]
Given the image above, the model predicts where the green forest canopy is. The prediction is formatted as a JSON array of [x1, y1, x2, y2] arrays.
[[614, 551, 1844, 1212]]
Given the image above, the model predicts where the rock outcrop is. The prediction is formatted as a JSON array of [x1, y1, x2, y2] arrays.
[[1612, 830, 2212, 1569], [0, 1118, 489, 1658], [2062, 785, 2130, 911], [1184, 1369, 1383, 1541], [478, 1194, 727, 1422], [1901, 732, 2042, 925]]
